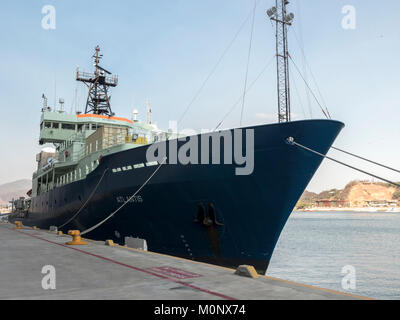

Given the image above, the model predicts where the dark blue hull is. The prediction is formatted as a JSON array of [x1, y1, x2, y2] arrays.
[[11, 119, 344, 273]]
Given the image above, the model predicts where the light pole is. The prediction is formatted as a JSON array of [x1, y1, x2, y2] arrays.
[[267, 0, 294, 123]]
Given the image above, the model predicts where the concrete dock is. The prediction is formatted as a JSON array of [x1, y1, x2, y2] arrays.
[[0, 222, 369, 300]]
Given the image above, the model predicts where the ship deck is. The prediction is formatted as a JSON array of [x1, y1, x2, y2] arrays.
[[0, 221, 369, 300]]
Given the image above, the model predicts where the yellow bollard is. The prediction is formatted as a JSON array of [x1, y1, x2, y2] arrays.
[[105, 239, 115, 247], [14, 221, 23, 230], [234, 265, 259, 279], [65, 230, 88, 245], [58, 231, 63, 236]]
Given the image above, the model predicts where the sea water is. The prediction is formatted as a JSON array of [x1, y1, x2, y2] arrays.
[[267, 211, 400, 299]]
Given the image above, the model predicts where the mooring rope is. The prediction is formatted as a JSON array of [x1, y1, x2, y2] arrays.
[[331, 146, 400, 174], [214, 55, 276, 131], [291, 27, 329, 119], [80, 157, 167, 236], [288, 55, 331, 119], [177, 0, 262, 126], [288, 138, 400, 188], [239, 0, 257, 126], [58, 168, 109, 229]]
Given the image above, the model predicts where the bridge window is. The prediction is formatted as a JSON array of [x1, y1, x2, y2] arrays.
[[44, 122, 52, 128], [92, 124, 102, 130], [62, 123, 76, 130], [53, 122, 59, 129]]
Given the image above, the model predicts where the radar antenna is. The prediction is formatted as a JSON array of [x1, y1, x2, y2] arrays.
[[267, 0, 294, 122], [76, 46, 118, 116]]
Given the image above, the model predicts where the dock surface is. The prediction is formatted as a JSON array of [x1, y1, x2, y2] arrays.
[[0, 222, 367, 300]]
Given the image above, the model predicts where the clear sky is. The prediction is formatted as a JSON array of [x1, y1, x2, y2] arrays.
[[0, 0, 399, 192]]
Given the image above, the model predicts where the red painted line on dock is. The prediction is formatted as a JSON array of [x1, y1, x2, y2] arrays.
[[15, 229, 236, 300]]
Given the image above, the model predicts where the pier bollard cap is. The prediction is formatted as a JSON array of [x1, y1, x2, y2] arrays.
[[234, 265, 259, 278], [105, 239, 115, 246], [66, 230, 88, 245], [14, 221, 23, 230]]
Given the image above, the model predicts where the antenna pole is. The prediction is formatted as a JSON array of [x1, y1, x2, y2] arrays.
[[54, 77, 57, 112], [146, 99, 152, 124], [268, 0, 294, 123]]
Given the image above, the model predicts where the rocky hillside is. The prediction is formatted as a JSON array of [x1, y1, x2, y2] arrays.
[[297, 180, 400, 208], [345, 182, 398, 206], [0, 179, 31, 205]]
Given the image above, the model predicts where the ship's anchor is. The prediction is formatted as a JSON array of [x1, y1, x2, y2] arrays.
[[194, 202, 223, 227], [207, 203, 224, 226], [194, 202, 223, 257]]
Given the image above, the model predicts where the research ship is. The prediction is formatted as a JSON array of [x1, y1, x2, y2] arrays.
[[10, 1, 344, 273]]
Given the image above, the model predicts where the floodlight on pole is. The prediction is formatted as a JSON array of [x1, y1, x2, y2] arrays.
[[284, 12, 294, 23], [267, 6, 277, 18], [267, 0, 293, 123]]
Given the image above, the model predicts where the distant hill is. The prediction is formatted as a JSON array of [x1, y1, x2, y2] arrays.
[[297, 180, 400, 209], [0, 179, 31, 205]]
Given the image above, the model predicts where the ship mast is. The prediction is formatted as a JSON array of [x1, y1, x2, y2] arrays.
[[267, 0, 294, 123], [76, 46, 118, 116]]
